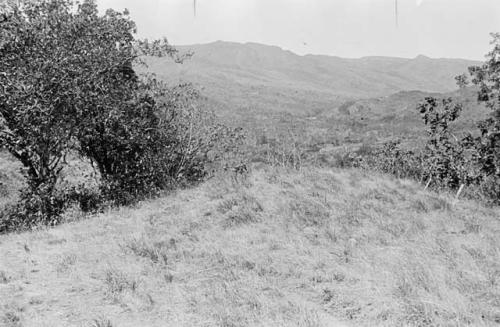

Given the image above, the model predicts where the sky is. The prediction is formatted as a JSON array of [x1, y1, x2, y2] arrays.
[[96, 0, 500, 60]]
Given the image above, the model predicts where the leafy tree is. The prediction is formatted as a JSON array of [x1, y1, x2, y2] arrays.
[[0, 0, 185, 223], [0, 0, 88, 221], [466, 33, 500, 178], [0, 0, 244, 230]]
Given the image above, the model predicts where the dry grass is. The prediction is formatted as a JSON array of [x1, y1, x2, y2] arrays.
[[0, 165, 499, 326]]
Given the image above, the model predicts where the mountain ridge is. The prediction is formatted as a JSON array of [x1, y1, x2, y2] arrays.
[[141, 41, 483, 130], [175, 40, 480, 61], [147, 41, 480, 101]]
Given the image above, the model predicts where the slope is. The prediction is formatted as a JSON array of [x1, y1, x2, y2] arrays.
[[1, 166, 499, 326], [322, 87, 491, 141]]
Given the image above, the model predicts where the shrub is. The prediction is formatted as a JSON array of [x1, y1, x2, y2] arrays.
[[251, 130, 306, 169], [477, 176, 500, 204], [354, 140, 425, 180], [156, 83, 248, 181], [344, 97, 486, 198], [0, 186, 67, 231], [348, 76, 499, 203], [467, 34, 500, 165]]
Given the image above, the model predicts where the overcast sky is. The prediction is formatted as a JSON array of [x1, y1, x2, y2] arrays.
[[96, 0, 500, 60]]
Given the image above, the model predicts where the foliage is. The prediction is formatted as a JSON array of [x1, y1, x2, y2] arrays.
[[251, 125, 308, 170], [91, 80, 248, 205], [346, 97, 485, 195], [346, 34, 500, 204], [159, 83, 247, 180], [349, 140, 426, 180], [416, 97, 482, 188], [0, 0, 239, 230], [465, 33, 500, 179], [0, 187, 66, 231], [0, 0, 85, 218], [0, 182, 103, 232]]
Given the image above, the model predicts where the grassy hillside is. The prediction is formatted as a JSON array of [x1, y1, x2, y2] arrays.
[[1, 166, 499, 326]]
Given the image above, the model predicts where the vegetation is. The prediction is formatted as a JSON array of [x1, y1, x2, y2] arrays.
[[0, 0, 242, 232], [339, 34, 500, 204], [1, 167, 499, 326], [0, 1, 499, 325]]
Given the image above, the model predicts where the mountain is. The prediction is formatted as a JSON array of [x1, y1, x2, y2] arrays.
[[143, 41, 480, 119]]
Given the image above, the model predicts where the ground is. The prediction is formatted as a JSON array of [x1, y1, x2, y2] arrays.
[[1, 166, 499, 327]]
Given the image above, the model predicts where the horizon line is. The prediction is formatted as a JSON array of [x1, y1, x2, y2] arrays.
[[170, 39, 485, 62]]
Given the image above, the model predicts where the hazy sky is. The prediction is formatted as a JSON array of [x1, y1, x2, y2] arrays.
[[96, 0, 500, 60]]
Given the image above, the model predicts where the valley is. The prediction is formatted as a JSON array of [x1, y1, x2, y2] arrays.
[[144, 41, 487, 148]]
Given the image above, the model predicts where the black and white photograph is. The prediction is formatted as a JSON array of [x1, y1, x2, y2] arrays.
[[1, 0, 500, 326]]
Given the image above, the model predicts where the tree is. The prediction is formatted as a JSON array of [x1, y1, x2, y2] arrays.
[[466, 33, 500, 178], [411, 33, 500, 199], [0, 0, 90, 221], [0, 0, 181, 224]]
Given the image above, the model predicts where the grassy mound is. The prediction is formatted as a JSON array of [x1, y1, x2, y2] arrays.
[[0, 166, 499, 326]]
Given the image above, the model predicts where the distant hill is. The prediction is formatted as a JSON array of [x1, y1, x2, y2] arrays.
[[328, 87, 487, 121], [320, 87, 490, 144], [143, 41, 480, 119]]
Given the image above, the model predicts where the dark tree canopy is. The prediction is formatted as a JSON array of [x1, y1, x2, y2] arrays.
[[0, 0, 186, 224]]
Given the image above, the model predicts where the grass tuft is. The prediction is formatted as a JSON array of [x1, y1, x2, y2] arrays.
[[103, 268, 137, 294], [220, 192, 263, 228], [124, 237, 169, 265], [90, 317, 114, 327]]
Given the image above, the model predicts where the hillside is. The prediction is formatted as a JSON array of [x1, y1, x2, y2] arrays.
[[1, 167, 499, 326], [320, 87, 490, 142], [143, 41, 480, 120]]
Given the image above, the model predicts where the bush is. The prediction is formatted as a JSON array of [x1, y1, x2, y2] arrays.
[[477, 176, 500, 205], [0, 186, 65, 232], [343, 96, 487, 199], [251, 129, 307, 169], [348, 92, 497, 203], [0, 182, 103, 232], [342, 33, 500, 205], [354, 141, 426, 180]]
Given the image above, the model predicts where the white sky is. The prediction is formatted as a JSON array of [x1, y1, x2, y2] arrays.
[[96, 0, 500, 60]]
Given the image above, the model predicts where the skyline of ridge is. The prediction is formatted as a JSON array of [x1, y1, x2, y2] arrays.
[[173, 40, 484, 61], [97, 0, 500, 61]]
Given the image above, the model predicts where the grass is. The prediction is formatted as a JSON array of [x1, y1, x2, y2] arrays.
[[90, 317, 115, 327], [103, 268, 138, 294], [0, 165, 499, 326], [124, 236, 169, 265]]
